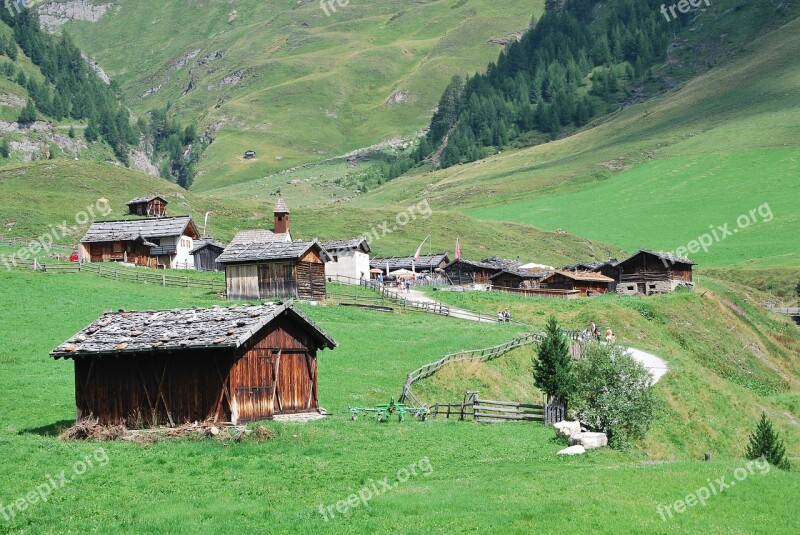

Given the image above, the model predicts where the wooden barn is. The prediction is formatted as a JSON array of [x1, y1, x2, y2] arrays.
[[540, 270, 615, 296], [615, 250, 695, 295], [370, 253, 450, 275], [79, 216, 201, 269], [443, 257, 520, 286], [126, 196, 168, 218], [50, 303, 336, 425], [217, 240, 330, 301], [190, 238, 226, 272], [490, 267, 550, 289]]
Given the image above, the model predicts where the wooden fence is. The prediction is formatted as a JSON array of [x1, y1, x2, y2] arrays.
[[489, 286, 581, 299], [400, 333, 543, 406], [3, 257, 227, 293], [427, 391, 564, 424]]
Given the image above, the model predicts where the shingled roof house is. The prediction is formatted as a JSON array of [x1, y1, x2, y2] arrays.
[[322, 238, 371, 282], [370, 253, 450, 274], [443, 257, 521, 285], [126, 195, 168, 218], [78, 216, 201, 269], [614, 249, 696, 295], [51, 303, 336, 425], [540, 270, 615, 296], [217, 240, 330, 301]]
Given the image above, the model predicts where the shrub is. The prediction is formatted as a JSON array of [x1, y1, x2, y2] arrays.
[[533, 316, 576, 409], [0, 138, 9, 158], [573, 343, 659, 449], [745, 412, 791, 471]]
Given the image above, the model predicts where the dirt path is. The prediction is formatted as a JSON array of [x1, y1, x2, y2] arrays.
[[625, 347, 669, 384]]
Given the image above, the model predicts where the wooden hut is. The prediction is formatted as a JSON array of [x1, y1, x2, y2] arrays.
[[126, 196, 168, 218], [190, 238, 226, 272], [614, 250, 695, 295], [79, 216, 200, 269], [217, 240, 330, 301], [50, 303, 336, 425], [443, 257, 520, 286], [490, 267, 550, 289], [540, 270, 614, 296]]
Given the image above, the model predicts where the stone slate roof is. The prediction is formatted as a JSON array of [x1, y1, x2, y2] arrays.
[[322, 238, 370, 254], [190, 238, 227, 254], [50, 302, 336, 359], [490, 267, 551, 280], [126, 195, 168, 205], [217, 240, 326, 264], [370, 253, 449, 271], [228, 229, 290, 245], [274, 197, 289, 213], [542, 270, 615, 283], [81, 216, 197, 243], [445, 257, 520, 271]]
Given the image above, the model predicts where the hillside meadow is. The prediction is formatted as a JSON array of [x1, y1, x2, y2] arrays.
[[0, 268, 798, 533]]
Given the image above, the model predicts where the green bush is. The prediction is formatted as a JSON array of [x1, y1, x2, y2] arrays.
[[573, 343, 659, 449]]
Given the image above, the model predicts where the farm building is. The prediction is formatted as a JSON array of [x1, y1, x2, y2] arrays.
[[322, 238, 371, 282], [244, 150, 256, 159], [217, 240, 330, 301], [78, 216, 200, 269], [50, 303, 336, 426], [126, 196, 168, 218], [540, 270, 615, 296], [490, 267, 550, 289], [190, 238, 226, 272], [614, 250, 695, 295], [444, 257, 521, 285], [370, 253, 450, 275]]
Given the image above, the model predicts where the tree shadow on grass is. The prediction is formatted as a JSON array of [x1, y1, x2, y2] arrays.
[[19, 420, 75, 437]]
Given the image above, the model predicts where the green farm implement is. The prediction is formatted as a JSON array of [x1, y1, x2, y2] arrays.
[[349, 398, 429, 422]]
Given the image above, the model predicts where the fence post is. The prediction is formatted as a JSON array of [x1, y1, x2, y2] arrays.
[[162, 274, 166, 286]]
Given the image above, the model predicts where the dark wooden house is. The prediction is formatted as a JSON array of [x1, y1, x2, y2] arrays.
[[370, 253, 450, 275], [443, 257, 520, 285], [50, 303, 336, 426], [244, 150, 256, 159], [79, 216, 201, 269], [614, 250, 695, 295], [190, 238, 226, 272], [490, 267, 550, 289], [126, 196, 168, 218], [217, 239, 330, 301], [540, 270, 615, 296]]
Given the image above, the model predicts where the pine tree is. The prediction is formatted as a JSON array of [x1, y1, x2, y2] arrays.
[[18, 99, 37, 124], [745, 413, 791, 471], [533, 316, 576, 408], [0, 138, 10, 158], [84, 117, 99, 142]]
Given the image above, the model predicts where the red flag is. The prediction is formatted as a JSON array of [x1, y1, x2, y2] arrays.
[[455, 237, 461, 260]]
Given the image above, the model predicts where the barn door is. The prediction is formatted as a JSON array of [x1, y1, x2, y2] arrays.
[[233, 349, 275, 421]]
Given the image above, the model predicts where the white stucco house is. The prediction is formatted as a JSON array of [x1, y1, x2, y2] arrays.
[[322, 238, 371, 283]]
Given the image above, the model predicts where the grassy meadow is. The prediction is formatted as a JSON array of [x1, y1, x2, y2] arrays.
[[0, 268, 799, 533]]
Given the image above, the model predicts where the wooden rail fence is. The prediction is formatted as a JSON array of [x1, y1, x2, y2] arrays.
[[428, 391, 564, 424], [3, 257, 227, 293]]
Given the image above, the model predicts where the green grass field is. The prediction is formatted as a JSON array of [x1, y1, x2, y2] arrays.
[[1, 268, 799, 533]]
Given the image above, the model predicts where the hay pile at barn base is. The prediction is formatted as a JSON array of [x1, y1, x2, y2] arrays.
[[58, 418, 274, 444]]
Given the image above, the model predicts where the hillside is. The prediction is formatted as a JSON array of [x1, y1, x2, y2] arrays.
[[55, 0, 544, 190], [350, 16, 800, 267], [0, 160, 622, 264]]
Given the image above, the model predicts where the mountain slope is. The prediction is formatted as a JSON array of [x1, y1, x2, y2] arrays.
[[351, 16, 800, 267], [58, 0, 544, 190]]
